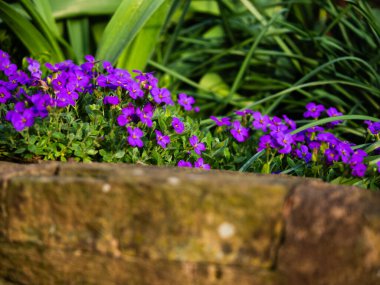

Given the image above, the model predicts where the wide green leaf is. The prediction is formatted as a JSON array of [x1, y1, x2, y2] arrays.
[[0, 1, 57, 60], [34, 0, 60, 36], [96, 0, 165, 64], [117, 0, 172, 71]]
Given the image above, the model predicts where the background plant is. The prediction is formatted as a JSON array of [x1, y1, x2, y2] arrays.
[[0, 0, 172, 71], [147, 0, 380, 140]]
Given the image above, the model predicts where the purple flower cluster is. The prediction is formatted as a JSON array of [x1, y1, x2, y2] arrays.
[[211, 102, 378, 178], [0, 50, 211, 170]]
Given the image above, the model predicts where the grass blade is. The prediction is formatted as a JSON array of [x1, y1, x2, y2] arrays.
[[239, 150, 265, 172], [291, 115, 380, 135]]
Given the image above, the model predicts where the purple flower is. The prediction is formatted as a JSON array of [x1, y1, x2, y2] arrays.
[[178, 93, 195, 111], [136, 103, 154, 127], [127, 126, 144, 148], [336, 142, 353, 163], [27, 58, 42, 79], [103, 61, 113, 73], [30, 93, 53, 118], [0, 86, 11, 104], [316, 132, 338, 145], [275, 132, 294, 154], [10, 70, 30, 85], [350, 149, 367, 167], [326, 107, 343, 127], [172, 117, 185, 134], [306, 126, 324, 134], [252, 112, 270, 131], [210, 116, 231, 126], [68, 70, 90, 91], [133, 70, 158, 90], [189, 135, 206, 155], [325, 148, 339, 163], [126, 80, 144, 100], [235, 109, 254, 116], [194, 157, 210, 170], [178, 160, 192, 168], [81, 55, 96, 72], [268, 116, 288, 134], [295, 145, 312, 163], [103, 96, 120, 105], [351, 163, 367, 177], [2, 61, 17, 77], [257, 135, 274, 151], [309, 141, 321, 150], [283, 115, 296, 130], [97, 74, 112, 88], [377, 161, 380, 173], [0, 50, 10, 62], [155, 130, 170, 148], [54, 85, 78, 108], [52, 72, 68, 91], [368, 122, 380, 135], [151, 87, 174, 105], [303, 102, 325, 119], [10, 108, 35, 131], [117, 104, 135, 126], [230, 121, 249, 142]]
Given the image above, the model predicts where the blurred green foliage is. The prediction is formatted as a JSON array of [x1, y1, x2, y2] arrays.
[[147, 0, 380, 144], [0, 0, 172, 71]]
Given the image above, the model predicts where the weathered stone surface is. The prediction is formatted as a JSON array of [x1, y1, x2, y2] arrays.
[[278, 181, 380, 285], [0, 161, 380, 285]]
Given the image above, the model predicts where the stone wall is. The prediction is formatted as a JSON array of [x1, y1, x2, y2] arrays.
[[0, 161, 379, 285]]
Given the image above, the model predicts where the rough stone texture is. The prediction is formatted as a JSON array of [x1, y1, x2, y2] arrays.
[[0, 161, 379, 285]]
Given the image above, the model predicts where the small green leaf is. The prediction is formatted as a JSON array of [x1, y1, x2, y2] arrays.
[[52, 132, 65, 140], [14, 148, 26, 154], [114, 150, 125, 158]]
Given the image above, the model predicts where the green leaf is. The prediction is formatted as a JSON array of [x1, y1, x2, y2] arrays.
[[34, 0, 60, 36], [86, 149, 98, 155], [96, 0, 165, 64], [0, 1, 56, 59], [117, 0, 171, 71], [52, 132, 65, 140], [239, 150, 265, 172], [223, 147, 230, 160], [20, 0, 65, 61], [114, 150, 125, 158], [291, 115, 380, 135], [67, 17, 90, 62], [14, 148, 26, 154], [50, 0, 122, 19]]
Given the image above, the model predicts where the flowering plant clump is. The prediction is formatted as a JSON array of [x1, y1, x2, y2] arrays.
[[0, 50, 379, 189], [209, 105, 380, 188], [0, 50, 208, 168]]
